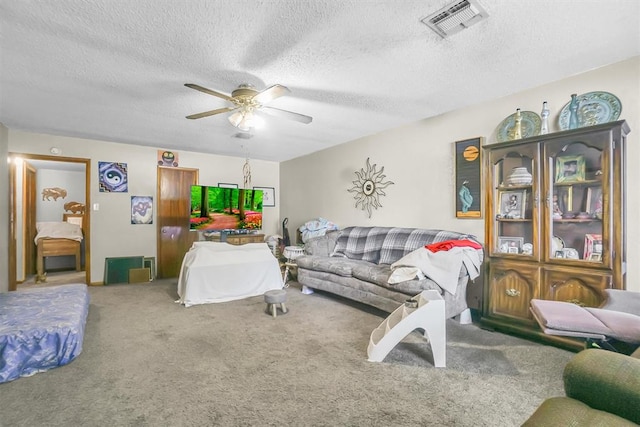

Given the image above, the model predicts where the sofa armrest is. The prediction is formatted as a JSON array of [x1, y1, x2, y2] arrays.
[[563, 349, 640, 424]]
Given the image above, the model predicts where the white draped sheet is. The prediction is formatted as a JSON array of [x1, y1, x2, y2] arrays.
[[177, 242, 283, 307]]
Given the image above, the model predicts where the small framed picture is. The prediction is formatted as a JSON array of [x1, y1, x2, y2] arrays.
[[554, 250, 565, 259], [254, 186, 275, 207], [497, 236, 524, 254], [554, 186, 573, 216], [499, 190, 527, 219], [584, 233, 603, 259], [588, 253, 602, 261], [555, 155, 585, 183], [585, 186, 603, 216], [218, 183, 238, 189]]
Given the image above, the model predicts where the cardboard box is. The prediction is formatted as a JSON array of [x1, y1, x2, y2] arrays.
[[128, 267, 151, 284]]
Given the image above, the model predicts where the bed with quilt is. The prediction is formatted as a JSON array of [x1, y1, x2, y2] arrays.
[[35, 221, 84, 280], [0, 284, 90, 383]]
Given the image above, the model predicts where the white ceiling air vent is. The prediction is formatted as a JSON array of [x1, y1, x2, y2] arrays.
[[421, 0, 488, 38]]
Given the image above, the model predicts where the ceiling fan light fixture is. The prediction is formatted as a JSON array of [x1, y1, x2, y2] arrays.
[[228, 109, 264, 131], [228, 111, 244, 128]]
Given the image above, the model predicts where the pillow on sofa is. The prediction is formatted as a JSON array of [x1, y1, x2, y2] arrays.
[[330, 227, 387, 263], [379, 228, 473, 265], [304, 231, 339, 257]]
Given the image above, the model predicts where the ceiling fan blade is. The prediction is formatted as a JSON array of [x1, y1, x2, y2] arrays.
[[261, 106, 313, 124], [186, 106, 237, 120], [253, 84, 290, 105], [185, 83, 235, 102]]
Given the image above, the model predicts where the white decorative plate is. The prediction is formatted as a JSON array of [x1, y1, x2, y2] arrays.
[[558, 91, 622, 130], [552, 236, 565, 254], [497, 111, 542, 142]]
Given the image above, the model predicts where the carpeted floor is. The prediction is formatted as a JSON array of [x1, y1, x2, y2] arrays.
[[0, 279, 573, 426]]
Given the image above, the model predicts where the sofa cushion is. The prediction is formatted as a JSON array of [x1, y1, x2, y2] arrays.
[[351, 263, 392, 287], [296, 255, 373, 277], [378, 228, 474, 265], [330, 227, 388, 263], [304, 231, 339, 257]]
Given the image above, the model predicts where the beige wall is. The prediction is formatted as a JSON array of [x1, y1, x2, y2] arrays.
[[0, 124, 9, 293], [7, 133, 280, 283], [281, 57, 640, 292]]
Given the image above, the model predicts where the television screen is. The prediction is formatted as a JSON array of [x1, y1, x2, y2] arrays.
[[190, 186, 263, 231]]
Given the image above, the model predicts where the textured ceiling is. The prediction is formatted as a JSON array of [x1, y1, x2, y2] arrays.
[[1, 0, 639, 162]]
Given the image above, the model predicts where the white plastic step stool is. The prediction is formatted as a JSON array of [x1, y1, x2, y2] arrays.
[[367, 290, 446, 367]]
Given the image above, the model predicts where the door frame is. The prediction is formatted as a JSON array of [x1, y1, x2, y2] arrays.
[[8, 153, 91, 287]]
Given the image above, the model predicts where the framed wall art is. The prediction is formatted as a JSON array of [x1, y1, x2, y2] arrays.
[[254, 186, 275, 207], [131, 196, 153, 224], [157, 150, 179, 167], [98, 161, 128, 192], [455, 137, 483, 218]]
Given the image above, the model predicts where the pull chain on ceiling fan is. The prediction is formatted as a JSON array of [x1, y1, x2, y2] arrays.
[[185, 83, 313, 131]]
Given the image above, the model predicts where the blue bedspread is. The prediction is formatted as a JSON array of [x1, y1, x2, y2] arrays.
[[0, 284, 90, 383]]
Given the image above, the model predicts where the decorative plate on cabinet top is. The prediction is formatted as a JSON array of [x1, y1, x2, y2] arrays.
[[558, 91, 622, 130], [496, 111, 542, 142]]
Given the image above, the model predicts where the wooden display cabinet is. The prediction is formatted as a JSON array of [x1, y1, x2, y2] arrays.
[[481, 120, 629, 350]]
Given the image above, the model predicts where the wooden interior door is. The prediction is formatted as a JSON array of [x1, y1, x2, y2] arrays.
[[24, 162, 37, 275], [9, 160, 17, 291], [157, 166, 198, 279]]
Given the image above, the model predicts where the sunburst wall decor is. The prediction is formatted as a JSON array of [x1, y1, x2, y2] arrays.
[[347, 157, 394, 218]]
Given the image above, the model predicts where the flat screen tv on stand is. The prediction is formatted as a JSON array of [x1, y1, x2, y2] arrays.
[[190, 185, 263, 232]]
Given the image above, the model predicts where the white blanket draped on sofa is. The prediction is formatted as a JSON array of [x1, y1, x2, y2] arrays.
[[389, 246, 482, 295], [177, 242, 283, 307]]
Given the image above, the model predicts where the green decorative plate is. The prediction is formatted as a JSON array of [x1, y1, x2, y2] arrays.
[[558, 91, 622, 130], [497, 111, 541, 142]]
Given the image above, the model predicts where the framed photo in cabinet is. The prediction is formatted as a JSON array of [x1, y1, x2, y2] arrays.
[[497, 236, 524, 254], [555, 186, 573, 216], [455, 137, 483, 219], [498, 190, 526, 219], [588, 253, 602, 261], [584, 233, 603, 259], [555, 155, 585, 183], [585, 186, 603, 216]]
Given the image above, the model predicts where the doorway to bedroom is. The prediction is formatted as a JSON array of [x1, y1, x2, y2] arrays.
[[9, 153, 91, 291]]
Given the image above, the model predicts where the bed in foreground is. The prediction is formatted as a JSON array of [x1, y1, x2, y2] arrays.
[[0, 284, 90, 383]]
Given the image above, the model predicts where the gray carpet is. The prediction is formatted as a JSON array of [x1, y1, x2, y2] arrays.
[[0, 280, 573, 426]]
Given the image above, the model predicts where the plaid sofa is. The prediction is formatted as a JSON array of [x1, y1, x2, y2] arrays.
[[296, 226, 483, 318]]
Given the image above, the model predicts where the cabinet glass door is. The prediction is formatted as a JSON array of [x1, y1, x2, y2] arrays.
[[544, 130, 609, 265], [490, 147, 537, 259]]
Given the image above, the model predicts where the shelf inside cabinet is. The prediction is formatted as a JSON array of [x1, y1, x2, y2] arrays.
[[553, 218, 600, 224]]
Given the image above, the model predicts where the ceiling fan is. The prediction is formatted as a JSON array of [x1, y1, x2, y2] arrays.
[[184, 83, 313, 131]]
